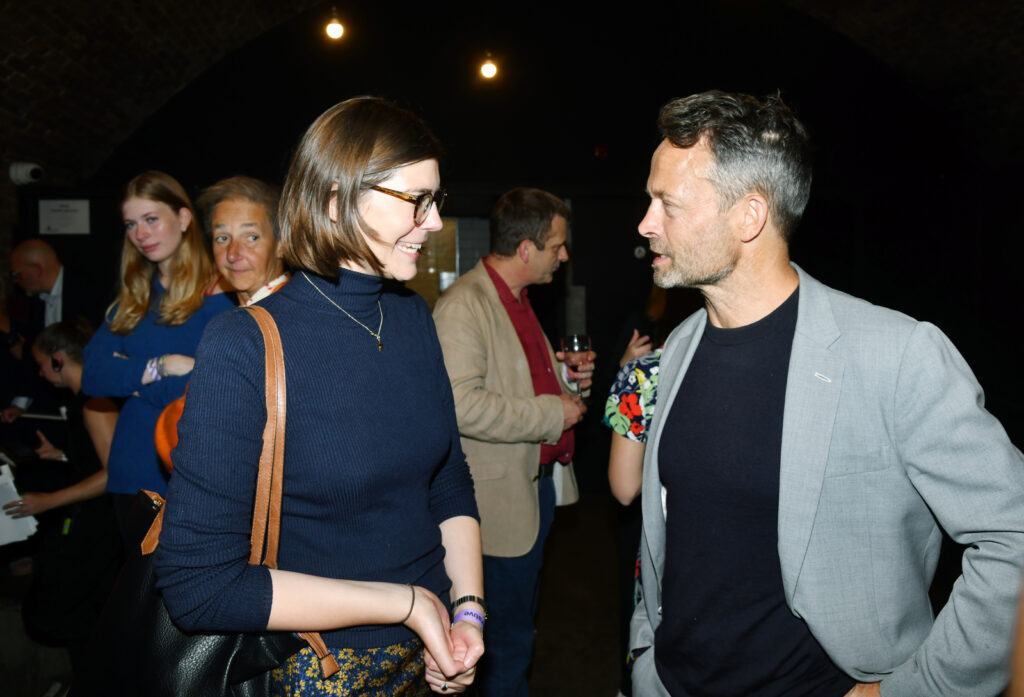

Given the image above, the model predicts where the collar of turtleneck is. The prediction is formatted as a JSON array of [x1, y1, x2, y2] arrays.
[[293, 269, 384, 324]]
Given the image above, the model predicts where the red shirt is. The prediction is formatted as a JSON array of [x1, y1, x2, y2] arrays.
[[482, 259, 573, 465]]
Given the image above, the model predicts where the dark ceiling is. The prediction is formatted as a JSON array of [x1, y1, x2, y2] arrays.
[[2, 0, 1022, 433], [3, 1, 1020, 202]]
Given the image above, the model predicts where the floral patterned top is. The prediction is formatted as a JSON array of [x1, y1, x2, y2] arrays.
[[603, 348, 662, 443]]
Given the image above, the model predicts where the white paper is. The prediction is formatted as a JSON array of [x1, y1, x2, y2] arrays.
[[0, 464, 38, 545]]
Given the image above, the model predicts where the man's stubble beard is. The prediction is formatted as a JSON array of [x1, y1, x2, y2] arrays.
[[653, 261, 733, 289], [651, 217, 737, 290], [652, 246, 736, 290]]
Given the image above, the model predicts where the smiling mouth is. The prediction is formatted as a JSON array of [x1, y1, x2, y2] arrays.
[[397, 242, 422, 255]]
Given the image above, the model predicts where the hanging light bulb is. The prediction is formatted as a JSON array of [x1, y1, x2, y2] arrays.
[[479, 53, 495, 78], [326, 7, 344, 39]]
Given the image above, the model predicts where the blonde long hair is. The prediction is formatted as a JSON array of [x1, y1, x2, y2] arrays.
[[108, 171, 215, 334]]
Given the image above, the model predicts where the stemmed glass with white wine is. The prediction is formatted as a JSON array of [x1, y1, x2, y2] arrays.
[[559, 333, 591, 397]]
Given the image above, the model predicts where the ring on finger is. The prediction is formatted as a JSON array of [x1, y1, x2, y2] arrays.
[[441, 683, 448, 692]]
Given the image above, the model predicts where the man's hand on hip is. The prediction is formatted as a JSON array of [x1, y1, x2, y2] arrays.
[[560, 394, 586, 431]]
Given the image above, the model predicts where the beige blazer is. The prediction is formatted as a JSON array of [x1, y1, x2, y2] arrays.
[[433, 260, 579, 557]]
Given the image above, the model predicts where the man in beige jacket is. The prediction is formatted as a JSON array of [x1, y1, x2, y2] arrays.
[[433, 188, 595, 697]]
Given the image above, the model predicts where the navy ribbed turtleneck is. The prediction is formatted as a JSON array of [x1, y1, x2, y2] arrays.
[[155, 268, 479, 649], [297, 269, 384, 330]]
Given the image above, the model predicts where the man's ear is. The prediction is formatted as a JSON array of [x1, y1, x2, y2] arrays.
[[736, 193, 769, 243], [517, 239, 533, 264]]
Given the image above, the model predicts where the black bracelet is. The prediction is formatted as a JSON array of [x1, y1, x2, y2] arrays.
[[452, 595, 488, 616], [400, 584, 415, 624]]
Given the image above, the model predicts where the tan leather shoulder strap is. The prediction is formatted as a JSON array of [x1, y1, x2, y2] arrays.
[[245, 306, 286, 566], [244, 306, 337, 679], [139, 490, 165, 555]]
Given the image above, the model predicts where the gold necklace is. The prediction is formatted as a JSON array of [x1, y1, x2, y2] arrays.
[[301, 272, 383, 350]]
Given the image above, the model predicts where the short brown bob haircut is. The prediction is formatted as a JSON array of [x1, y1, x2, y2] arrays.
[[278, 97, 443, 278]]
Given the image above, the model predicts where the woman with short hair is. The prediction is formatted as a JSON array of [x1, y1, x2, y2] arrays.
[[198, 175, 288, 305], [155, 98, 484, 695], [154, 175, 289, 469], [4, 320, 120, 677]]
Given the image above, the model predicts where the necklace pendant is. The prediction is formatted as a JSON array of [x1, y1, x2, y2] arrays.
[[301, 273, 384, 351]]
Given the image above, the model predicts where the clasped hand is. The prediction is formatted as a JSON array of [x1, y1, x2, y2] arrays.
[[403, 586, 484, 693]]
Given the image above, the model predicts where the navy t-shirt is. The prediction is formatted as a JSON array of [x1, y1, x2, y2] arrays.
[[655, 287, 852, 696]]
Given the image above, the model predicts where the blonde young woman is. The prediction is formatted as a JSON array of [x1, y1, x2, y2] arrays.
[[155, 98, 484, 696], [82, 171, 233, 529]]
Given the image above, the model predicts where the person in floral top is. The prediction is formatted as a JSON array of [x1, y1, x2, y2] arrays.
[[603, 342, 662, 505], [603, 332, 661, 694]]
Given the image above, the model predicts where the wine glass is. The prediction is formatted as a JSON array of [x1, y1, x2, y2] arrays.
[[560, 334, 591, 396]]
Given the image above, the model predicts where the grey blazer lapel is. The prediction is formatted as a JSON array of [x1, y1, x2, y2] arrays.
[[642, 309, 707, 584], [778, 267, 845, 604]]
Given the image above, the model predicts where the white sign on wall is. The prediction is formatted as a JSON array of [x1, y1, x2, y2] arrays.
[[39, 199, 90, 235]]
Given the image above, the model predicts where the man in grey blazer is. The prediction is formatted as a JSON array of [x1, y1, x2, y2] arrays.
[[629, 90, 1024, 697]]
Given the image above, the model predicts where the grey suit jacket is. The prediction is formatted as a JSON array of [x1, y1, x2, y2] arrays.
[[630, 264, 1024, 697]]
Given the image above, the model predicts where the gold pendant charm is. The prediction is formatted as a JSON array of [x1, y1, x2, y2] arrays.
[[377, 339, 383, 351]]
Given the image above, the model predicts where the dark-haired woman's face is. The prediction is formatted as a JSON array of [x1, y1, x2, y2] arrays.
[[123, 197, 189, 267], [211, 198, 282, 301], [356, 159, 442, 282]]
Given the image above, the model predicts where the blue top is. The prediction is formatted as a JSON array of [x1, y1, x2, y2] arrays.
[[154, 269, 479, 649], [82, 283, 234, 495]]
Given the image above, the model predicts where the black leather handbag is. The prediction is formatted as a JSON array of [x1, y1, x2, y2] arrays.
[[70, 306, 339, 696]]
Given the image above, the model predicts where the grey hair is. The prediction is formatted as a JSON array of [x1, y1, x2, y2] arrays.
[[658, 90, 813, 238]]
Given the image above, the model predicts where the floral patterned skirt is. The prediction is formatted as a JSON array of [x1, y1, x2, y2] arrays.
[[270, 637, 430, 696]]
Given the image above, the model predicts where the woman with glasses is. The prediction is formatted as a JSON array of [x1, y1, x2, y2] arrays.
[[155, 97, 484, 696]]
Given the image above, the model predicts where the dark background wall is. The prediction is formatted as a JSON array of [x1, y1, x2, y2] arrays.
[[3, 1, 1022, 467]]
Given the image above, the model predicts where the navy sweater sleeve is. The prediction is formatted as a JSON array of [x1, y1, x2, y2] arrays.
[[155, 309, 273, 632], [418, 295, 479, 528]]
